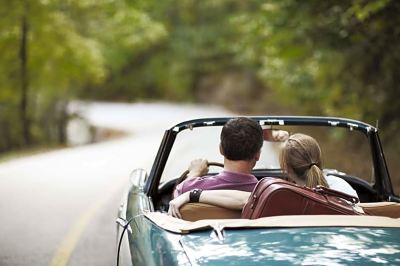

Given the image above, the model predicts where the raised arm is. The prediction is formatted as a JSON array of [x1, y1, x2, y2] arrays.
[[168, 189, 251, 219], [263, 129, 289, 142]]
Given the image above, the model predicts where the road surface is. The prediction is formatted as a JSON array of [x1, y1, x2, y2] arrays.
[[0, 102, 232, 266]]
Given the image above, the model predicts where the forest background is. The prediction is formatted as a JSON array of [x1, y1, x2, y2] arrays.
[[1, 0, 399, 184]]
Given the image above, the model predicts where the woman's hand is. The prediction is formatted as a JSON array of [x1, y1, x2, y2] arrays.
[[272, 130, 289, 141], [168, 191, 190, 219], [263, 129, 289, 142]]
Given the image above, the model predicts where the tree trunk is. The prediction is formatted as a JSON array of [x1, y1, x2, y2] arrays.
[[19, 11, 31, 145]]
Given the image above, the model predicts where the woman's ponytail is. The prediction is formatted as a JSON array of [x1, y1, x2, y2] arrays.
[[306, 164, 328, 188]]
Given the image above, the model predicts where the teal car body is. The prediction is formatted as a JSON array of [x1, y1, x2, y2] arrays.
[[116, 116, 400, 265], [181, 227, 400, 265], [121, 208, 400, 265]]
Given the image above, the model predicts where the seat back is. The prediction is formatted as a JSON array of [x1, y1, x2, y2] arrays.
[[359, 202, 400, 218], [180, 203, 242, 221]]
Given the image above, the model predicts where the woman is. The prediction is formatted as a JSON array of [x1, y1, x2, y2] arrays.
[[168, 133, 358, 219], [280, 133, 358, 196]]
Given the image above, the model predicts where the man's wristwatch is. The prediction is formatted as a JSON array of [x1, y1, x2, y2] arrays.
[[189, 188, 203, 203]]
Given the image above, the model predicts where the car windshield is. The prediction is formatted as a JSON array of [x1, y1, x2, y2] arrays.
[[160, 124, 373, 185]]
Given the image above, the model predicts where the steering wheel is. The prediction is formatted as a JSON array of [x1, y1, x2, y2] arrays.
[[175, 161, 224, 186]]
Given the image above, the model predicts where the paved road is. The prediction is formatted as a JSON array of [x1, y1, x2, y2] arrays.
[[0, 102, 232, 266]]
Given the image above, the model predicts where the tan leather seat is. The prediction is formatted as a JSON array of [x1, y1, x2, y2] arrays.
[[359, 202, 400, 218], [180, 203, 242, 221]]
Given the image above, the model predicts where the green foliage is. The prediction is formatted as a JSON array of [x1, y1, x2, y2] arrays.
[[0, 0, 399, 157], [0, 0, 164, 151], [85, 0, 261, 101], [229, 0, 399, 136]]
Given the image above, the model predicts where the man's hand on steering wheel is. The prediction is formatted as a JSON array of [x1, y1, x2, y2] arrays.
[[187, 159, 209, 179], [174, 160, 224, 189]]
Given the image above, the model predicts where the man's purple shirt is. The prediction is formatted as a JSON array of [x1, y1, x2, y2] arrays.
[[174, 170, 258, 197]]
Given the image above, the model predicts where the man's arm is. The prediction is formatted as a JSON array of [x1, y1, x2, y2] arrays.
[[168, 190, 251, 219], [173, 159, 209, 198], [186, 158, 209, 180]]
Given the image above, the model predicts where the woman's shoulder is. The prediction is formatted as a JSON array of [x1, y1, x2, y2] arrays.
[[325, 174, 346, 184], [325, 175, 359, 198]]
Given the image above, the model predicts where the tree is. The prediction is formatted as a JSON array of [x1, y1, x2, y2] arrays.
[[0, 0, 165, 152], [87, 0, 263, 102], [230, 0, 400, 138]]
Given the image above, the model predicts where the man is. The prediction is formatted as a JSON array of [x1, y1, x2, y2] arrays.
[[173, 117, 288, 197]]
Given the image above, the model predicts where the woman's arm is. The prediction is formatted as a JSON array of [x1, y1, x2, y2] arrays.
[[263, 129, 289, 142], [168, 190, 251, 219]]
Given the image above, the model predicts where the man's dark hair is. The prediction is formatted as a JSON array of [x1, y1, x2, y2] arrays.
[[220, 117, 263, 161]]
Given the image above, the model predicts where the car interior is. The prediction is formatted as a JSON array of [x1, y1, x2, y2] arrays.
[[155, 167, 400, 221], [153, 123, 400, 221]]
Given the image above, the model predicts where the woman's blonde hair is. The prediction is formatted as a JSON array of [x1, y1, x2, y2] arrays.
[[279, 133, 329, 188]]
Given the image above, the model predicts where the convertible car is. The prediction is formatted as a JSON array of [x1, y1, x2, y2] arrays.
[[116, 116, 400, 265]]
